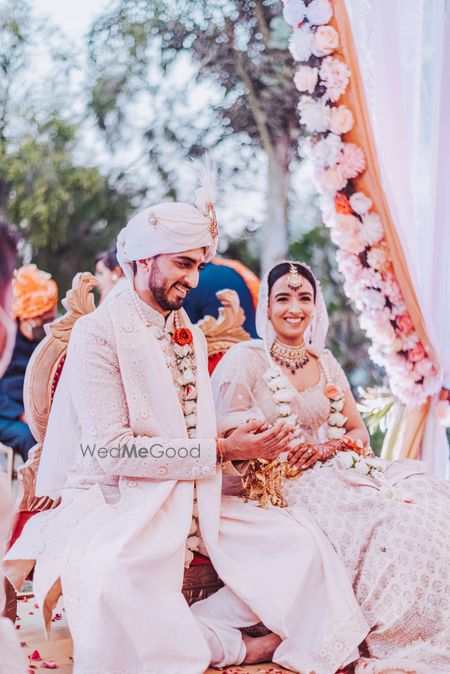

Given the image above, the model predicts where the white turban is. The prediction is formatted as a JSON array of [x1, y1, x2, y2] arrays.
[[117, 157, 218, 282]]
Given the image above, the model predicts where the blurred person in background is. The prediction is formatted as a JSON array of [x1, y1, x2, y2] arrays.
[[95, 247, 126, 303], [0, 220, 27, 674], [0, 264, 58, 462], [183, 257, 259, 337]]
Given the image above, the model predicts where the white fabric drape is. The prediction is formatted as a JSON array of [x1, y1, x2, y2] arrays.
[[344, 0, 450, 476]]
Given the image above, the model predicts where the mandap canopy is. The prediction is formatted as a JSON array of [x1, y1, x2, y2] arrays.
[[282, 0, 450, 476]]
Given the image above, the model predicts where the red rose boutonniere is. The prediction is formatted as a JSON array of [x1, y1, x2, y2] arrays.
[[173, 327, 193, 347]]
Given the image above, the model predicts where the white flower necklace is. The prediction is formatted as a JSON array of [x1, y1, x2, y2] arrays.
[[131, 291, 200, 565], [264, 359, 386, 482], [262, 360, 348, 446]]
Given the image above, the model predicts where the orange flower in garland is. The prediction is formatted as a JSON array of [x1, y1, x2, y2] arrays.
[[334, 192, 353, 215], [173, 327, 193, 347]]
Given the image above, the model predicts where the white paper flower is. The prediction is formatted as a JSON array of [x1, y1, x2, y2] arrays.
[[294, 65, 319, 94], [289, 25, 313, 61], [367, 244, 389, 271], [349, 191, 372, 215], [298, 97, 331, 133], [361, 213, 384, 246], [265, 379, 279, 392], [283, 0, 306, 27], [328, 412, 347, 427], [320, 166, 348, 193], [272, 375, 290, 390], [277, 403, 292, 417], [263, 367, 280, 380], [360, 288, 387, 311], [327, 425, 346, 439], [337, 143, 366, 179], [311, 25, 339, 56], [329, 105, 354, 135], [354, 459, 371, 476], [330, 398, 345, 412], [185, 413, 197, 428], [305, 0, 333, 25], [179, 368, 196, 386], [174, 343, 190, 357], [179, 356, 192, 371], [320, 56, 351, 102], [310, 133, 342, 168], [274, 388, 295, 403], [338, 451, 358, 469], [183, 400, 197, 415]]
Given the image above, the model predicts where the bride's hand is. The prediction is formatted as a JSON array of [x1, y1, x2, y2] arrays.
[[287, 443, 321, 472], [288, 441, 338, 472]]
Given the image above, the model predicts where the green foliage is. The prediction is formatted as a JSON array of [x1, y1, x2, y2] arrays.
[[1, 117, 136, 295], [0, 3, 137, 299]]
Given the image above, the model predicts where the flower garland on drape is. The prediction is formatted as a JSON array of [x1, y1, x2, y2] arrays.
[[282, 0, 441, 407]]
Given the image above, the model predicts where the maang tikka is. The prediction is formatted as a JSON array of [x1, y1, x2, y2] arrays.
[[287, 263, 303, 290]]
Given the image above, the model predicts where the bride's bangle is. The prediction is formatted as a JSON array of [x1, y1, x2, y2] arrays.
[[336, 435, 367, 455]]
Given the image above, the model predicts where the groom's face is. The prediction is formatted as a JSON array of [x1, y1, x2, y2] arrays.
[[148, 248, 206, 312]]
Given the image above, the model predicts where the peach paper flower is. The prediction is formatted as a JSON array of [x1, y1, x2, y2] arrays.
[[324, 383, 342, 400], [337, 143, 366, 179], [312, 25, 339, 57]]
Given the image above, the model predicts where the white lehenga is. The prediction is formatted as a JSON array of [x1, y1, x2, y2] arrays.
[[213, 339, 450, 674]]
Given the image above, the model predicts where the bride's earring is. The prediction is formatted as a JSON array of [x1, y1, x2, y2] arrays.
[[112, 274, 118, 282]]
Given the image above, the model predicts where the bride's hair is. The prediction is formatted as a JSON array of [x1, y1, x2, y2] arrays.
[[267, 262, 317, 301]]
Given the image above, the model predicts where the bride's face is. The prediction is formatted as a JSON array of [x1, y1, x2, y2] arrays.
[[268, 274, 315, 345]]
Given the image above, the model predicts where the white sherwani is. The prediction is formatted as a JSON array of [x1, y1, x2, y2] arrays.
[[5, 287, 368, 674]]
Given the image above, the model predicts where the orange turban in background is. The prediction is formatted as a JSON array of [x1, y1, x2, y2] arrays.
[[12, 264, 58, 320]]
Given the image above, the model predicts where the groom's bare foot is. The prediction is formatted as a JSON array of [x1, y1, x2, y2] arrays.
[[241, 631, 282, 664]]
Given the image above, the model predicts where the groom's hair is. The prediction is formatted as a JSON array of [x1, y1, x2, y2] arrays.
[[268, 262, 317, 301]]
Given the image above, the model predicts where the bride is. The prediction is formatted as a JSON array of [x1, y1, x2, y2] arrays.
[[212, 260, 450, 674]]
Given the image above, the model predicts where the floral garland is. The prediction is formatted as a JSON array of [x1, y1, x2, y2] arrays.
[[172, 320, 198, 440], [171, 321, 204, 568], [263, 366, 348, 442], [242, 365, 349, 508], [282, 0, 441, 406]]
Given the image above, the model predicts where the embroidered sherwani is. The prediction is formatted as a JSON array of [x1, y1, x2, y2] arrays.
[[5, 287, 368, 674]]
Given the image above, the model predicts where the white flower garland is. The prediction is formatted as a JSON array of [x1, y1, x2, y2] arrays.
[[262, 363, 388, 484], [262, 364, 347, 447], [173, 341, 198, 439], [170, 330, 201, 568], [282, 0, 441, 406]]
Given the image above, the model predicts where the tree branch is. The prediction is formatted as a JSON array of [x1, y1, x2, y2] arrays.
[[226, 22, 274, 159], [254, 0, 271, 47]]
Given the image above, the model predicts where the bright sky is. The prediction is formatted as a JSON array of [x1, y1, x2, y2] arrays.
[[35, 0, 107, 43]]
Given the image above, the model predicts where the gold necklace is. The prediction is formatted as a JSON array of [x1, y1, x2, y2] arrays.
[[270, 338, 309, 375]]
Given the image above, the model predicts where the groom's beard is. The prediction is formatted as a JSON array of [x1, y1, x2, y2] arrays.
[[148, 258, 190, 312]]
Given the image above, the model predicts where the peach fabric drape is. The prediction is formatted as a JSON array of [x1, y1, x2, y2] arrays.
[[329, 0, 440, 458], [330, 0, 437, 366]]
